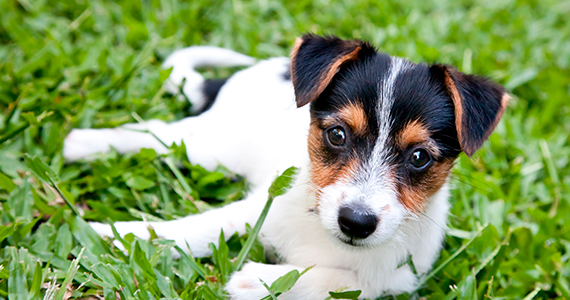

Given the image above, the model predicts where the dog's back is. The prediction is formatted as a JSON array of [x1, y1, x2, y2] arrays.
[[65, 47, 309, 188]]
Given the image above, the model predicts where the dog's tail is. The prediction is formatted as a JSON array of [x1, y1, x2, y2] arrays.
[[163, 46, 256, 114]]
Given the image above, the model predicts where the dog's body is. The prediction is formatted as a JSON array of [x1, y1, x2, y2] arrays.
[[64, 35, 508, 299]]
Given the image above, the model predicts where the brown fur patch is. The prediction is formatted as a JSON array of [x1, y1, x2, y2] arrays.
[[311, 46, 362, 105], [485, 92, 511, 139], [396, 120, 441, 158], [444, 70, 510, 157], [338, 103, 368, 136], [397, 120, 430, 149], [290, 37, 303, 71], [236, 279, 255, 290], [397, 159, 454, 212], [444, 70, 464, 151], [307, 123, 358, 192], [291, 37, 362, 107]]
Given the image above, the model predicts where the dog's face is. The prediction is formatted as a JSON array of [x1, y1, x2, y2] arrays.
[[291, 34, 509, 247]]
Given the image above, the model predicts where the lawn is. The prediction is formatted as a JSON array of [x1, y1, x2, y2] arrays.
[[1, 0, 570, 299]]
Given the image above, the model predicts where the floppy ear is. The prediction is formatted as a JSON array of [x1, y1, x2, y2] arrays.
[[290, 34, 366, 108], [433, 65, 510, 157]]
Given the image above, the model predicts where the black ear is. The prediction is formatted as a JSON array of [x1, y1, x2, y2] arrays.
[[432, 65, 510, 157], [290, 34, 367, 108]]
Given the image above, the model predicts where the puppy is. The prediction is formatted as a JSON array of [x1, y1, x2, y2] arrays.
[[63, 34, 509, 299]]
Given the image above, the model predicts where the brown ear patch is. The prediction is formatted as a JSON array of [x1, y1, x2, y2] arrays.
[[486, 93, 511, 139], [397, 159, 454, 212], [442, 68, 510, 157], [294, 44, 362, 107], [444, 71, 465, 151], [290, 37, 304, 67], [290, 35, 364, 107], [310, 46, 362, 105]]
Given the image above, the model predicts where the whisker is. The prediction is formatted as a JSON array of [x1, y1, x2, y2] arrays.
[[292, 180, 323, 215], [418, 211, 446, 232], [450, 171, 497, 193], [449, 174, 493, 194]]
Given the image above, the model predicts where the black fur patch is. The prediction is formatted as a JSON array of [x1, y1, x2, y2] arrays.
[[291, 34, 507, 210], [293, 37, 463, 177], [292, 34, 507, 163], [282, 68, 291, 81], [291, 34, 375, 107], [199, 78, 228, 114], [389, 64, 461, 188], [436, 65, 506, 156], [390, 64, 461, 159], [310, 52, 392, 167]]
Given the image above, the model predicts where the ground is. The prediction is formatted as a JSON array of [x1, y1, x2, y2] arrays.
[[0, 0, 569, 299]]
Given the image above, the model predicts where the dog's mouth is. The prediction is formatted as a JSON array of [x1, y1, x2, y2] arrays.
[[337, 236, 366, 247], [342, 238, 359, 247]]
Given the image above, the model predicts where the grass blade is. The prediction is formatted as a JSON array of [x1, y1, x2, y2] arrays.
[[522, 286, 542, 300], [8, 251, 28, 300], [54, 247, 84, 300], [234, 167, 298, 270], [28, 261, 44, 300], [417, 225, 487, 288], [260, 279, 278, 300], [174, 245, 207, 279]]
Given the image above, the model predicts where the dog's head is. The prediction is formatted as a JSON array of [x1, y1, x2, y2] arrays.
[[291, 34, 509, 247]]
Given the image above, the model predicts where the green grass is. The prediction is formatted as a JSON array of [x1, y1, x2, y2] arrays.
[[0, 0, 569, 299]]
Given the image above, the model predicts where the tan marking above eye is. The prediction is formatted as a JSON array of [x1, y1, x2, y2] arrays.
[[319, 103, 367, 137], [397, 120, 441, 157], [395, 121, 453, 211], [338, 103, 368, 136], [397, 120, 430, 148]]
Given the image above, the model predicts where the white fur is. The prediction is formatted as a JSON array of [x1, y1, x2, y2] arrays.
[[63, 46, 450, 299], [162, 46, 256, 114], [318, 57, 418, 249]]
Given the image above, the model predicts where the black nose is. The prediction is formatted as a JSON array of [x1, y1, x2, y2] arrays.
[[338, 206, 378, 239]]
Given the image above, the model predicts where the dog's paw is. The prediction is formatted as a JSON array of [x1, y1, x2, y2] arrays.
[[89, 221, 152, 240], [88, 219, 206, 258], [89, 222, 114, 237], [88, 222, 129, 253], [63, 129, 113, 161], [89, 221, 154, 254], [226, 262, 298, 300], [226, 263, 271, 300]]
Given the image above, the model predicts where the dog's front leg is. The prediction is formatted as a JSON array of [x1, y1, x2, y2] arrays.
[[90, 189, 267, 257], [63, 117, 200, 162], [226, 262, 369, 300]]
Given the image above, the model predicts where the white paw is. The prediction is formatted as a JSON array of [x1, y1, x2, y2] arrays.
[[226, 262, 297, 300], [63, 129, 112, 161], [89, 222, 114, 237], [89, 221, 152, 240], [89, 222, 130, 252], [226, 263, 272, 300], [88, 219, 213, 258]]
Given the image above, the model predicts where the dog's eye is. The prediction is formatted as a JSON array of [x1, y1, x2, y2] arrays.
[[409, 149, 431, 169], [327, 126, 346, 147]]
